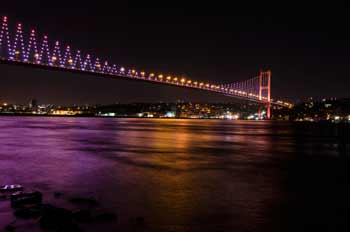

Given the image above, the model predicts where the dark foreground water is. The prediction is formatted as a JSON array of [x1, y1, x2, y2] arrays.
[[0, 117, 350, 232]]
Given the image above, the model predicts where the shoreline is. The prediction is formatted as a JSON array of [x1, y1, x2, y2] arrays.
[[0, 113, 348, 123], [0, 113, 267, 120]]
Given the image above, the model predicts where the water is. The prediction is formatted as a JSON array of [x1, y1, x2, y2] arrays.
[[0, 117, 349, 232]]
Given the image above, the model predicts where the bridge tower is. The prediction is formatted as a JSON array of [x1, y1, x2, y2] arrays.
[[259, 70, 271, 119]]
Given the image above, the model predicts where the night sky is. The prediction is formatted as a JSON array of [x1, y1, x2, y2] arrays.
[[0, 1, 349, 105]]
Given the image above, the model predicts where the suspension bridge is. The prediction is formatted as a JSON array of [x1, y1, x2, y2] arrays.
[[0, 16, 292, 119]]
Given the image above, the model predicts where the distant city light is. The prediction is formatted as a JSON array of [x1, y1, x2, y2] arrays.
[[247, 115, 255, 120], [165, 111, 175, 117], [98, 112, 116, 117]]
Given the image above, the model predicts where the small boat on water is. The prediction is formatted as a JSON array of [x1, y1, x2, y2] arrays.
[[0, 184, 23, 192]]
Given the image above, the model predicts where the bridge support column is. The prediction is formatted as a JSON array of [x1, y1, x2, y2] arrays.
[[259, 70, 271, 120], [266, 102, 271, 120], [266, 70, 271, 120]]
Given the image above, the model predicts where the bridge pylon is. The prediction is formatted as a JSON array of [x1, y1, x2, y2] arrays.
[[259, 70, 271, 119]]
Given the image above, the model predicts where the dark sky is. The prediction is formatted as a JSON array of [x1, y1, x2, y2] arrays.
[[0, 1, 349, 105]]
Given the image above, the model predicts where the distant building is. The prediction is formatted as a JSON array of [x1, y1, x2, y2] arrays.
[[29, 99, 38, 109]]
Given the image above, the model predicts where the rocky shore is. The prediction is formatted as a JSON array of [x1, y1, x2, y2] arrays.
[[0, 185, 145, 232]]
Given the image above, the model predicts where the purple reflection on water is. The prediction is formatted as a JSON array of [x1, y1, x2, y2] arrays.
[[0, 117, 349, 231]]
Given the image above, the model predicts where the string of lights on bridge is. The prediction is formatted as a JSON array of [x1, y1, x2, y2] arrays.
[[0, 16, 292, 108]]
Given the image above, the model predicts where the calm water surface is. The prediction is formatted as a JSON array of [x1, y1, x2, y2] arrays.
[[0, 117, 349, 232]]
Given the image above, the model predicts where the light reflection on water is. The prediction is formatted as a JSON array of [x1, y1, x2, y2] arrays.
[[0, 117, 349, 232]]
